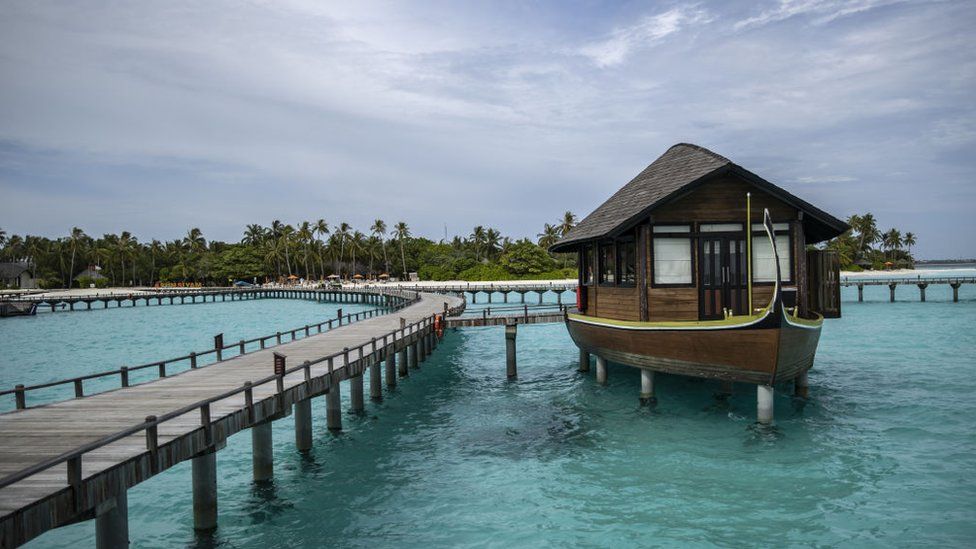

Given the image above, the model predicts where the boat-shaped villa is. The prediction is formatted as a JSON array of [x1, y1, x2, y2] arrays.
[[551, 143, 848, 423]]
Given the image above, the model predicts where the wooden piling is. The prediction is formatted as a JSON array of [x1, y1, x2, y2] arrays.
[[505, 322, 517, 378]]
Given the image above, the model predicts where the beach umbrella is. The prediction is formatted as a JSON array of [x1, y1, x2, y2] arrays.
[[287, 274, 299, 280], [379, 273, 390, 279], [353, 274, 364, 279], [327, 274, 340, 279]]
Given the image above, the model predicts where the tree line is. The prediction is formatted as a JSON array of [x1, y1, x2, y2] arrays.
[[0, 212, 579, 288], [824, 213, 917, 270]]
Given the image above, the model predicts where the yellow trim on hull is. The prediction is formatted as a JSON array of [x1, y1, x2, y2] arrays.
[[567, 309, 768, 331]]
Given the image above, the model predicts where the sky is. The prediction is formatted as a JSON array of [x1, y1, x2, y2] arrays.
[[0, 0, 973, 259]]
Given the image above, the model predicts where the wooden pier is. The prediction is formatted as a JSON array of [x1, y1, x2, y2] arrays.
[[392, 282, 575, 304], [0, 287, 385, 315], [840, 276, 975, 302], [0, 289, 465, 547]]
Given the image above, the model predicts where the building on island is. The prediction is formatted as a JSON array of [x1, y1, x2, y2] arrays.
[[0, 262, 38, 289]]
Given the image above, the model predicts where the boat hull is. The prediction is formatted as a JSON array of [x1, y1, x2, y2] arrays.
[[566, 310, 821, 385]]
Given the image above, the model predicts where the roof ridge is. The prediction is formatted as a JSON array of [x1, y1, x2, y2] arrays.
[[667, 142, 732, 164]]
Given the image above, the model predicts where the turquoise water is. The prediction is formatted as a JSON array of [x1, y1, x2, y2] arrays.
[[2, 285, 975, 547]]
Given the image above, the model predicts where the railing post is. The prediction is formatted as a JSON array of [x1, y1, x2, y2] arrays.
[[14, 384, 25, 409], [239, 339, 246, 354], [74, 379, 84, 398], [190, 352, 198, 369], [214, 333, 223, 361], [244, 381, 254, 424], [200, 403, 212, 446], [338, 308, 343, 326], [158, 362, 167, 378], [145, 415, 159, 473], [67, 455, 83, 510]]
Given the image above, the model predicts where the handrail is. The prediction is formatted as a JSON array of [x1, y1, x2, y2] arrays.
[[2, 286, 395, 303], [0, 295, 466, 491], [1, 288, 419, 408]]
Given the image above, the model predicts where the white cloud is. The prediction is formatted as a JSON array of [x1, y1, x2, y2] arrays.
[[734, 0, 913, 30], [579, 6, 712, 67]]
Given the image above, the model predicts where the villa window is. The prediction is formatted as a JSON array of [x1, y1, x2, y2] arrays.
[[652, 225, 692, 285], [617, 239, 636, 285], [583, 245, 595, 285], [599, 243, 615, 284], [751, 223, 792, 282]]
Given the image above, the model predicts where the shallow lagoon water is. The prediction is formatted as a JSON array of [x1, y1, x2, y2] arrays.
[[2, 285, 975, 547]]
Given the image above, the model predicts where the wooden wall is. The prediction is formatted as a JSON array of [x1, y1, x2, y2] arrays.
[[580, 175, 804, 322]]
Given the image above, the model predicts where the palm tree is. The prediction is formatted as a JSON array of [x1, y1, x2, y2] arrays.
[[349, 231, 365, 278], [0, 227, 6, 248], [67, 227, 86, 287], [882, 228, 902, 262], [149, 239, 163, 284], [485, 228, 501, 260], [279, 224, 295, 275], [559, 211, 577, 236], [537, 223, 561, 250], [855, 213, 879, 261], [297, 221, 314, 279], [315, 219, 329, 278], [242, 224, 266, 245], [371, 219, 389, 274], [335, 222, 351, 278], [903, 232, 917, 264], [393, 221, 410, 279], [470, 226, 486, 260]]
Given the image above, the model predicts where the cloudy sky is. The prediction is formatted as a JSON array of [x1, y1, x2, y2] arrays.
[[1, 0, 973, 258]]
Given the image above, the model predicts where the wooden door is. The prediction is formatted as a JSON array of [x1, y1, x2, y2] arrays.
[[700, 237, 725, 319], [699, 236, 748, 320]]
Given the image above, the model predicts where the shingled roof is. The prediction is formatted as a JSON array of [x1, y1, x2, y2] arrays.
[[550, 143, 848, 251]]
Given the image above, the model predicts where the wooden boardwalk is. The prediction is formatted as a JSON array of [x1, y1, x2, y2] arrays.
[[0, 290, 465, 547]]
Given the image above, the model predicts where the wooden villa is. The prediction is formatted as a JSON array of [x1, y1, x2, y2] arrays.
[[551, 143, 847, 423]]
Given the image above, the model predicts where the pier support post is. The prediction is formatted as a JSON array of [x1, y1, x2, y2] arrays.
[[398, 348, 409, 377], [191, 448, 218, 531], [719, 380, 734, 396], [757, 385, 774, 424], [917, 283, 928, 302], [857, 284, 864, 302], [596, 356, 608, 385], [386, 351, 397, 387], [505, 322, 517, 379], [794, 371, 809, 399], [251, 421, 273, 481], [951, 282, 961, 302], [639, 369, 656, 405], [578, 350, 590, 372], [350, 375, 364, 413], [295, 399, 312, 452], [889, 283, 897, 302], [327, 382, 342, 431], [370, 360, 382, 400], [95, 490, 129, 549], [418, 333, 427, 363], [408, 343, 418, 369]]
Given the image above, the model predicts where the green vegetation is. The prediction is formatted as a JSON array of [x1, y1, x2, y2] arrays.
[[0, 214, 578, 288], [823, 213, 918, 270]]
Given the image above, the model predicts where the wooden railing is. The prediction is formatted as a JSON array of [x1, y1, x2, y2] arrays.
[[0, 298, 466, 492], [0, 289, 419, 410]]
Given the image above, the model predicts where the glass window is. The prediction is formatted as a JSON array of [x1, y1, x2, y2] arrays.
[[599, 244, 615, 284], [699, 223, 743, 232], [617, 240, 636, 285], [752, 234, 792, 282], [583, 245, 595, 284], [752, 223, 790, 232], [653, 225, 690, 233], [653, 238, 692, 284]]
